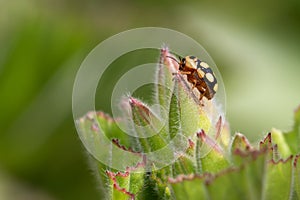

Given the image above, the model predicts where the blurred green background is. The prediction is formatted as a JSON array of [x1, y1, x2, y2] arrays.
[[1, 0, 300, 199]]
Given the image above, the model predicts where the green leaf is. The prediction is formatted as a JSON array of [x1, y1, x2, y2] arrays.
[[231, 133, 253, 165], [127, 97, 168, 152], [294, 155, 300, 199], [259, 133, 274, 160], [231, 133, 252, 152], [207, 168, 247, 200], [271, 128, 292, 159], [198, 130, 229, 173], [169, 175, 208, 200], [172, 155, 196, 177], [173, 74, 215, 137], [78, 111, 146, 199], [262, 157, 293, 200], [283, 106, 300, 154], [170, 150, 268, 200], [155, 48, 176, 112], [96, 112, 131, 148], [106, 170, 138, 200]]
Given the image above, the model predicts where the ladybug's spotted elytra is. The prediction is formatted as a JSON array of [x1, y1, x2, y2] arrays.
[[169, 55, 218, 101]]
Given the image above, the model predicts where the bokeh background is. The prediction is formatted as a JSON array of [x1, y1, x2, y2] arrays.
[[1, 0, 300, 199]]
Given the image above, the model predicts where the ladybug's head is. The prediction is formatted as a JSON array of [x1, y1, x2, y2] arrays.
[[179, 57, 186, 71]]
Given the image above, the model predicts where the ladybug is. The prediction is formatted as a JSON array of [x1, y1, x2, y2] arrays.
[[169, 55, 218, 101]]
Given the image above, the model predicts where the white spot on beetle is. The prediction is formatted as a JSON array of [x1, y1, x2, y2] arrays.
[[205, 73, 214, 82], [200, 62, 210, 69], [213, 83, 218, 92]]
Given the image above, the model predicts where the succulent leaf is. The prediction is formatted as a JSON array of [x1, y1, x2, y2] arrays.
[[262, 157, 294, 200], [294, 155, 300, 199], [76, 46, 300, 200]]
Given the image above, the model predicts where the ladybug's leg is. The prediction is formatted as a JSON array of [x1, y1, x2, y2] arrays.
[[186, 76, 197, 90], [172, 71, 193, 83], [199, 92, 204, 101], [196, 92, 204, 106], [199, 89, 213, 103], [172, 71, 191, 76], [171, 71, 191, 81], [191, 81, 197, 90], [178, 71, 191, 75], [197, 86, 206, 105]]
